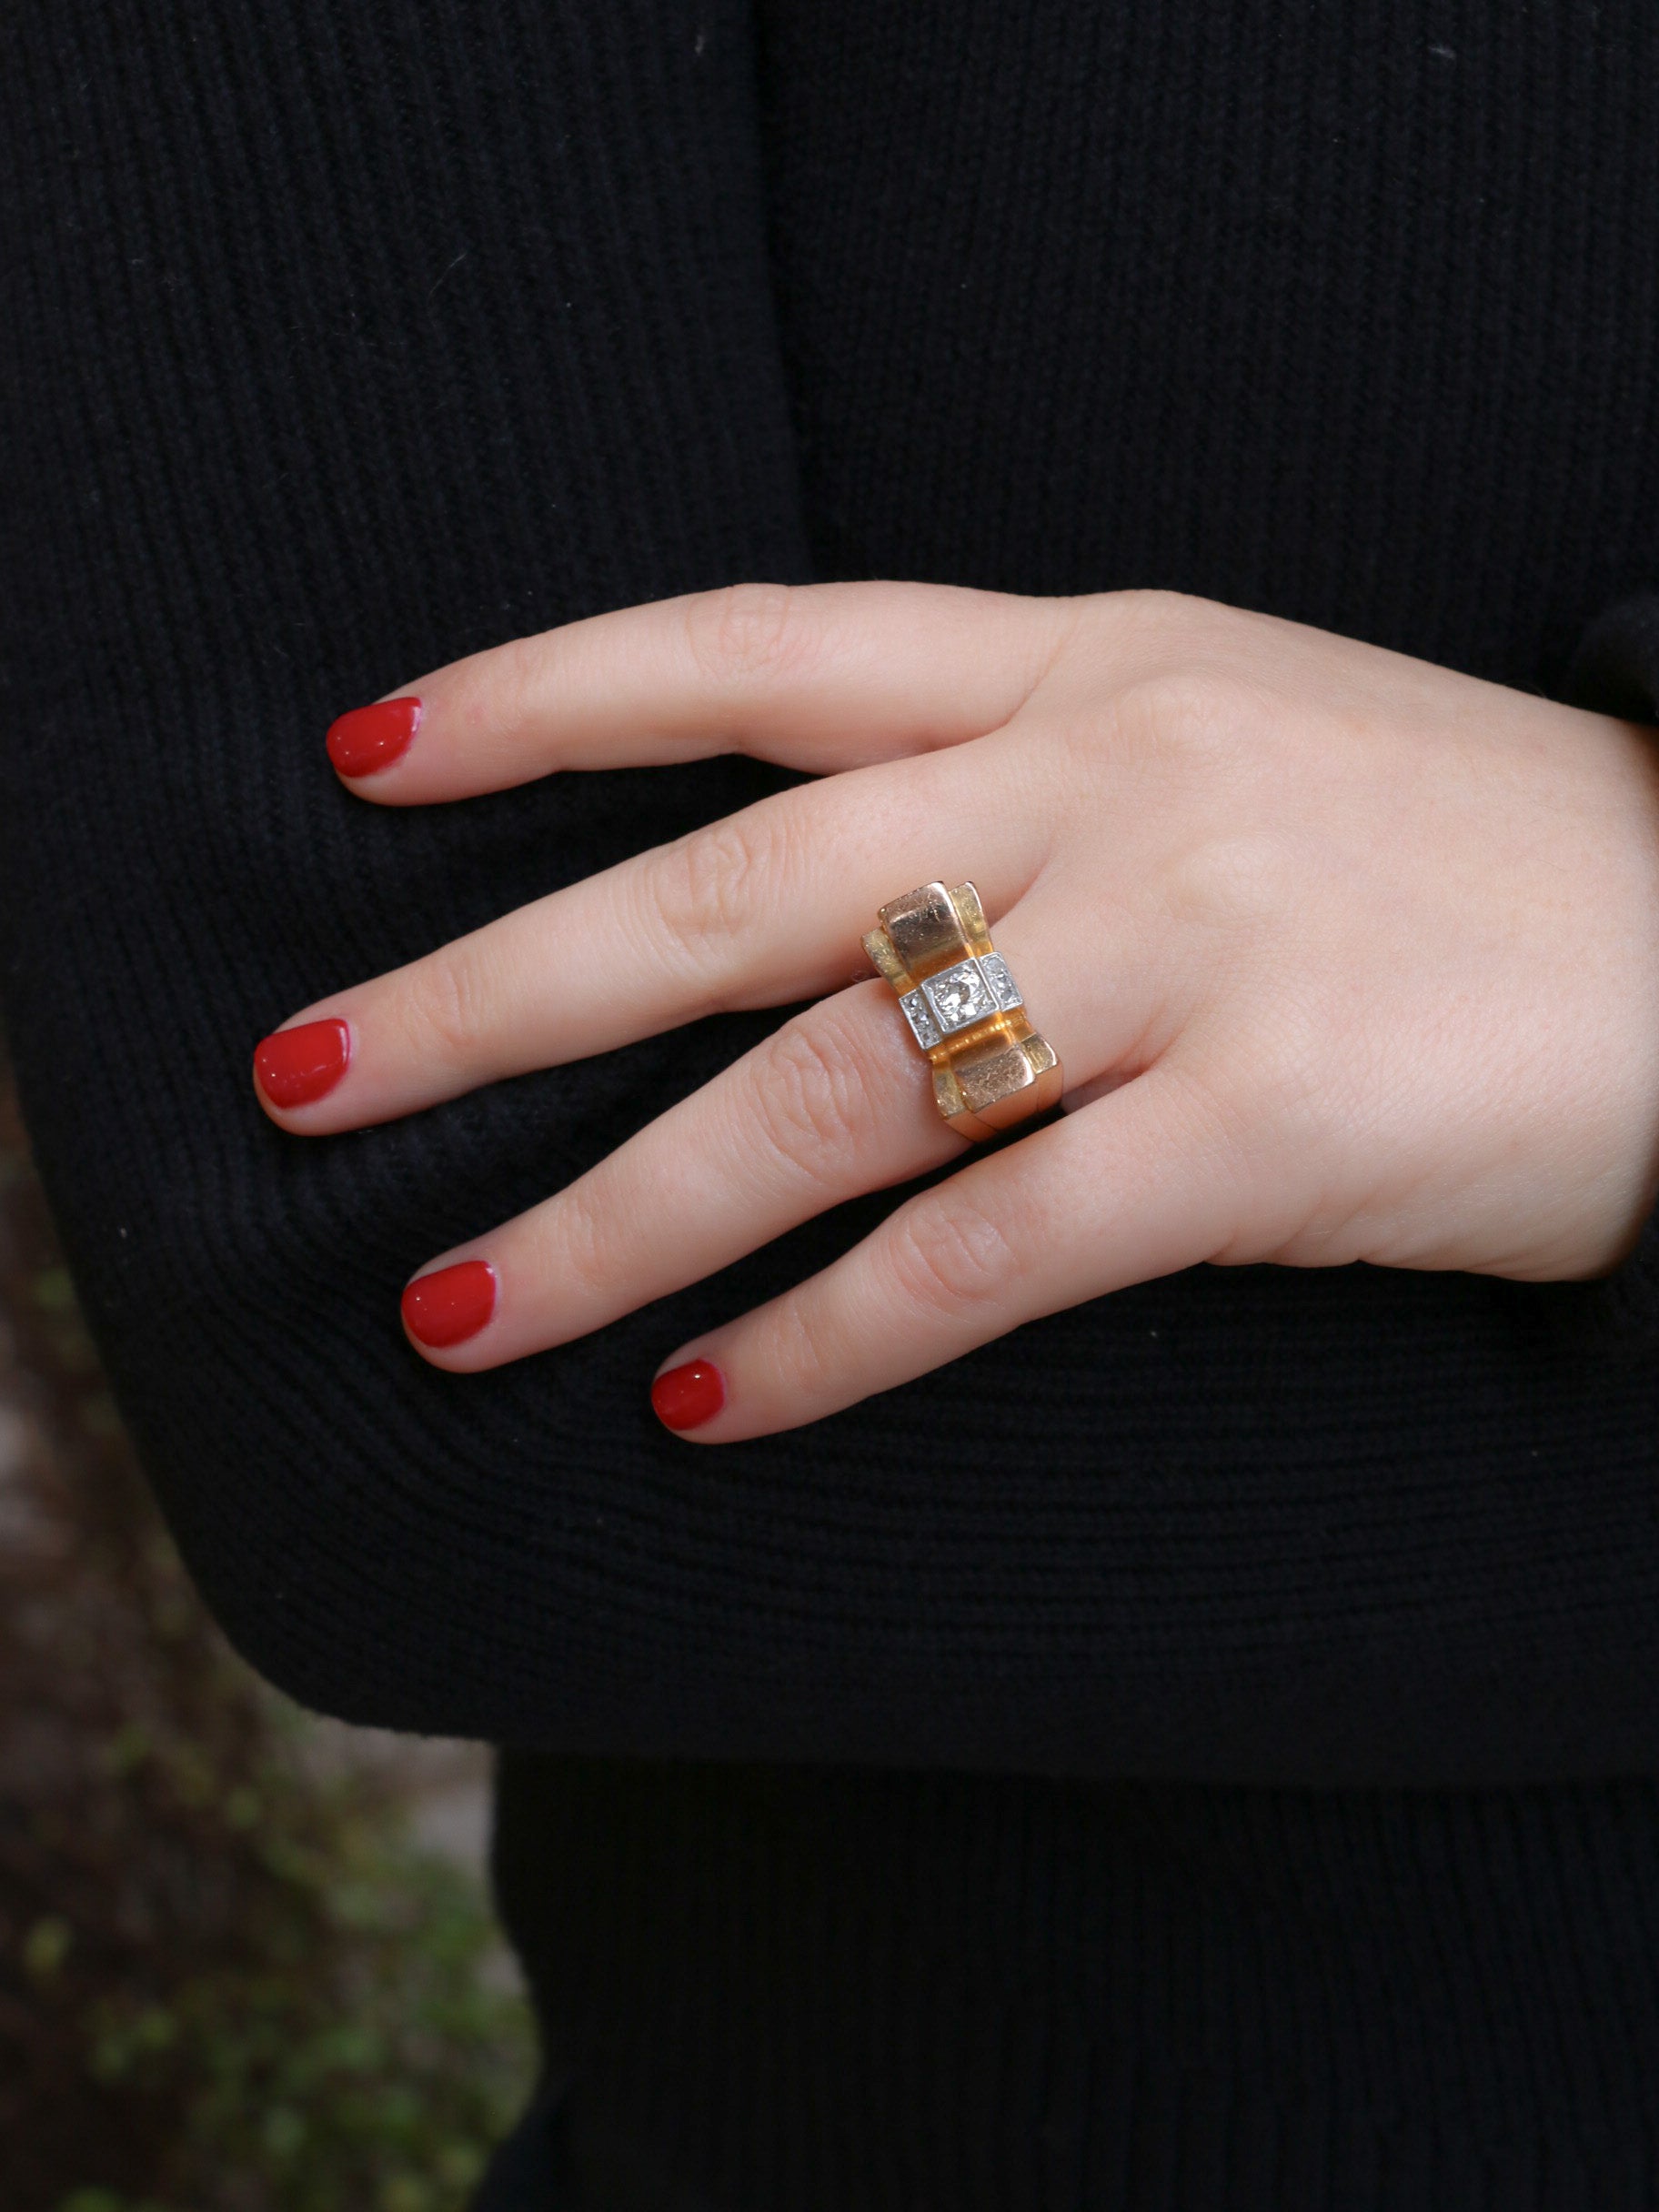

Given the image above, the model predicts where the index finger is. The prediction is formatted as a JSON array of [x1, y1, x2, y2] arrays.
[[325, 580, 1080, 801]]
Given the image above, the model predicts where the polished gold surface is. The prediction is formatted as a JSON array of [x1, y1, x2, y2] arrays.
[[860, 925, 912, 993], [950, 880, 995, 957], [879, 880, 964, 975], [865, 880, 1062, 1140]]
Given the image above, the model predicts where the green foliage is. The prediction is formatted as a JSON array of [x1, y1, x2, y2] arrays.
[[0, 1045, 535, 2212]]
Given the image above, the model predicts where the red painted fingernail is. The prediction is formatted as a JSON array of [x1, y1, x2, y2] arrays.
[[402, 1260, 498, 1349], [254, 1017, 351, 1108], [650, 1359, 726, 1432], [327, 695, 422, 779]]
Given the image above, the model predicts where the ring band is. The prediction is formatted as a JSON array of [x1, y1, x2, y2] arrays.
[[864, 880, 1062, 1140]]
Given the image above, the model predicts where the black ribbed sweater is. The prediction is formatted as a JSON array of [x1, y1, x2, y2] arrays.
[[3, 2, 1658, 2201]]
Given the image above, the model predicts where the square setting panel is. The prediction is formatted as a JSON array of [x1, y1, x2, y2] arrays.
[[922, 958, 997, 1034], [897, 988, 942, 1049], [979, 953, 1023, 1010]]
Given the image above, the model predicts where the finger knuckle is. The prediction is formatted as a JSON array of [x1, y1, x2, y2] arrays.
[[399, 945, 498, 1070], [751, 1010, 880, 1180], [545, 1180, 614, 1305], [1161, 829, 1300, 936], [886, 1188, 1030, 1316], [768, 1293, 838, 1402], [646, 813, 774, 993], [1107, 586, 1213, 646], [682, 581, 814, 695], [441, 628, 524, 723], [488, 628, 555, 735], [1110, 665, 1278, 784]]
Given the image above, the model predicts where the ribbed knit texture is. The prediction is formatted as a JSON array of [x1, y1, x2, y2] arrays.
[[3, 1, 1659, 2200], [485, 1757, 1659, 2209]]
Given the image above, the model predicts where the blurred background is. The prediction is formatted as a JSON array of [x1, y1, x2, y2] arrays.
[[0, 1031, 535, 2211]]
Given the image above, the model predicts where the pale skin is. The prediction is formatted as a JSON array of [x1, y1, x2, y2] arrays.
[[252, 583, 1659, 1439]]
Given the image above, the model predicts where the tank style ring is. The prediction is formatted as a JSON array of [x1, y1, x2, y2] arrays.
[[863, 880, 1062, 1141]]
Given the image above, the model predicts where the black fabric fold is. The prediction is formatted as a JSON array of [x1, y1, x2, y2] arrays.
[[1553, 591, 1659, 1345], [1569, 594, 1659, 728]]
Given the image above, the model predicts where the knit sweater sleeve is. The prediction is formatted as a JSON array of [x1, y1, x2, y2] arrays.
[[1563, 593, 1659, 1340], [5, 3, 1657, 1793], [0, 0, 817, 1706]]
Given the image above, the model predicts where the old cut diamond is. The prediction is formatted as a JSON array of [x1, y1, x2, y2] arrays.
[[923, 958, 996, 1033], [898, 987, 941, 1050], [979, 953, 1022, 1010]]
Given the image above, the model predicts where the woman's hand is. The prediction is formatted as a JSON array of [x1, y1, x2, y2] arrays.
[[251, 586, 1659, 1439]]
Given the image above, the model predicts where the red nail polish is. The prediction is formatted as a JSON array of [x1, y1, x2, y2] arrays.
[[402, 1260, 498, 1348], [254, 1017, 351, 1107], [327, 695, 422, 779], [650, 1359, 726, 1432]]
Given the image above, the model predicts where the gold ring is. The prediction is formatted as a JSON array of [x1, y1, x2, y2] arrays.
[[864, 880, 1062, 1140]]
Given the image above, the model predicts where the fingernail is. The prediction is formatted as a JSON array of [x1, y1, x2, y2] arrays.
[[254, 1017, 351, 1108], [327, 695, 422, 779], [402, 1260, 498, 1349], [650, 1358, 726, 1432]]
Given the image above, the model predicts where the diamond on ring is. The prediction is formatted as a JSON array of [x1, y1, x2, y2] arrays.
[[923, 958, 996, 1033]]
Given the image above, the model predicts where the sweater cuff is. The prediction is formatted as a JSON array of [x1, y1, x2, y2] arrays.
[[1560, 593, 1659, 1344]]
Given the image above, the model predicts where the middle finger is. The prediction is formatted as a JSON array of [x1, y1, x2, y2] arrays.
[[253, 739, 1054, 1130]]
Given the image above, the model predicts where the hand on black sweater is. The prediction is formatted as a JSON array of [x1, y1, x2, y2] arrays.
[[254, 583, 1659, 1438]]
